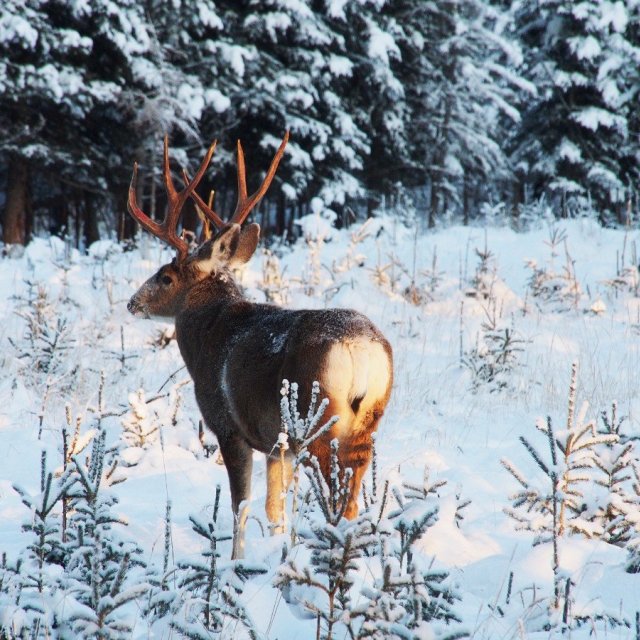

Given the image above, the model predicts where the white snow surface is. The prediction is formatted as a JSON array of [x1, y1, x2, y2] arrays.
[[2, 218, 640, 636]]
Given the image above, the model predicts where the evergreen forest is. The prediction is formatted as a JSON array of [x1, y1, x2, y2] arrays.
[[1, 0, 639, 250]]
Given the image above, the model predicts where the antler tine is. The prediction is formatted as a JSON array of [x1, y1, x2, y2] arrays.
[[182, 168, 226, 230], [128, 160, 188, 260], [230, 131, 289, 225], [128, 136, 217, 261]]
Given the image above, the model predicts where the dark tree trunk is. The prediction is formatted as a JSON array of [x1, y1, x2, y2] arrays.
[[463, 174, 470, 226], [83, 192, 100, 247], [276, 191, 286, 236], [429, 174, 437, 229], [117, 181, 137, 242], [52, 192, 70, 237], [2, 155, 30, 246]]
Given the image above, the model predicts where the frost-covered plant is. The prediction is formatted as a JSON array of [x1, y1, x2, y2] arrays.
[[602, 235, 639, 298], [420, 247, 445, 303], [9, 282, 77, 385], [462, 304, 526, 393], [165, 485, 266, 639], [105, 325, 139, 371], [0, 426, 147, 639], [465, 239, 496, 300], [502, 364, 629, 619], [259, 248, 290, 305], [276, 383, 465, 639], [1, 451, 72, 637], [331, 219, 371, 274], [502, 365, 616, 542], [275, 442, 375, 640], [121, 386, 182, 450], [352, 474, 466, 639], [504, 367, 640, 560], [524, 226, 581, 311], [277, 379, 339, 539], [589, 403, 640, 549], [294, 199, 336, 297], [60, 429, 149, 638]]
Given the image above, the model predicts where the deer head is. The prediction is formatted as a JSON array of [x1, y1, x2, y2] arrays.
[[126, 133, 288, 319]]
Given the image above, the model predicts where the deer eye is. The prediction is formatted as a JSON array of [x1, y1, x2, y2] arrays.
[[161, 274, 173, 286]]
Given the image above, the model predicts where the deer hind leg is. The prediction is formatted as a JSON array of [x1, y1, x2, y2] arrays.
[[340, 400, 386, 520], [265, 454, 293, 534], [218, 434, 253, 559]]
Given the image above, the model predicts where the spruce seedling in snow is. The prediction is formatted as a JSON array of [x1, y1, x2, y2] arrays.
[[590, 403, 640, 548], [9, 281, 78, 391], [420, 247, 445, 303], [277, 379, 339, 540], [275, 442, 375, 640], [465, 236, 496, 300], [121, 385, 182, 450], [524, 227, 581, 312], [352, 474, 466, 639], [4, 450, 72, 636], [276, 384, 465, 638], [462, 302, 526, 393], [168, 485, 266, 640], [331, 219, 371, 275], [259, 248, 290, 305], [61, 429, 149, 638], [501, 363, 632, 622]]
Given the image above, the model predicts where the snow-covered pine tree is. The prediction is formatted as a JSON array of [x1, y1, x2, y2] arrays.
[[167, 485, 266, 640], [227, 0, 371, 230], [501, 363, 625, 617], [328, 1, 411, 218], [511, 0, 640, 223], [390, 0, 526, 226], [60, 429, 149, 638], [275, 440, 378, 640], [591, 403, 640, 554], [276, 381, 465, 639], [139, 0, 241, 238], [0, 0, 191, 245], [346, 472, 466, 639], [0, 452, 72, 637]]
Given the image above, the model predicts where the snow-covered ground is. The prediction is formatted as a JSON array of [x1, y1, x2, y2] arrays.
[[2, 216, 640, 638]]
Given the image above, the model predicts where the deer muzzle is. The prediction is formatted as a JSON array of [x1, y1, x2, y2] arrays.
[[127, 296, 149, 318]]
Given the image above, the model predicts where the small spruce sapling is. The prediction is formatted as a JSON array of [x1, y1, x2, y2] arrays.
[[276, 383, 466, 639], [2, 451, 73, 637], [275, 440, 376, 640], [168, 485, 266, 640], [524, 226, 581, 312], [462, 303, 526, 393], [277, 379, 339, 540], [61, 429, 149, 638], [502, 363, 619, 619], [121, 385, 182, 451], [353, 471, 466, 639], [465, 236, 496, 300]]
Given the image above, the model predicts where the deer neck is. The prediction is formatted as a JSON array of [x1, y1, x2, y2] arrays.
[[174, 272, 247, 365]]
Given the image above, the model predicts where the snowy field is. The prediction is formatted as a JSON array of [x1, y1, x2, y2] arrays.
[[2, 215, 640, 638]]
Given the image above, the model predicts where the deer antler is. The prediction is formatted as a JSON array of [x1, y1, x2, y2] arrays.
[[128, 135, 217, 261], [185, 131, 289, 229]]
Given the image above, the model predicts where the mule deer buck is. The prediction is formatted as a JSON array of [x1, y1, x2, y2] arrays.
[[127, 133, 393, 558]]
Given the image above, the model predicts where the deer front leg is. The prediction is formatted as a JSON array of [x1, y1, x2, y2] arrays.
[[218, 434, 253, 559], [266, 454, 293, 534]]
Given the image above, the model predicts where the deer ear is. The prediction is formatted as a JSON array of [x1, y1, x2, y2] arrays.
[[195, 224, 241, 274], [230, 223, 260, 266]]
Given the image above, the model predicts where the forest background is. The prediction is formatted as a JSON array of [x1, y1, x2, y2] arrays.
[[1, 0, 639, 250]]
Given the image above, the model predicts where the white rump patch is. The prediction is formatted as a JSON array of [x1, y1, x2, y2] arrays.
[[322, 339, 391, 436]]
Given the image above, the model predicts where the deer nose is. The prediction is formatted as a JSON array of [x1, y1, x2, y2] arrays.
[[127, 298, 138, 314]]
